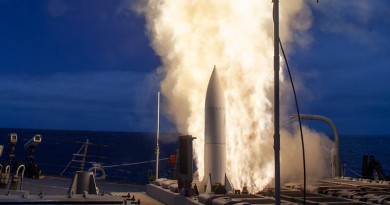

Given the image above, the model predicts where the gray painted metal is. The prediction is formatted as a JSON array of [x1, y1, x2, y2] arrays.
[[291, 114, 341, 177]]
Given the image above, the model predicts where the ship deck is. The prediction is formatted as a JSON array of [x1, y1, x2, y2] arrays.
[[19, 175, 146, 195], [146, 177, 390, 205], [276, 177, 390, 204], [0, 175, 164, 205], [4, 175, 389, 204]]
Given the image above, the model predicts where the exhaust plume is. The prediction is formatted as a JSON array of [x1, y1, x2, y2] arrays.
[[137, 0, 332, 192]]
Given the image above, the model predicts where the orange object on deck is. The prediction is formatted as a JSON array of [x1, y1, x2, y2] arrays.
[[168, 155, 176, 166]]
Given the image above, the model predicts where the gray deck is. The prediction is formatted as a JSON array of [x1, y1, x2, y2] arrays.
[[269, 177, 390, 204], [19, 175, 146, 195], [6, 175, 387, 204], [0, 175, 163, 205], [146, 177, 390, 205]]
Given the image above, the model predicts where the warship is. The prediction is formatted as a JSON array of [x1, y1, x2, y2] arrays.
[[0, 1, 389, 205], [144, 65, 390, 205], [0, 67, 388, 205]]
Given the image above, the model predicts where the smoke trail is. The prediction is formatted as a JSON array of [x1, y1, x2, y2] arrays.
[[137, 0, 332, 192]]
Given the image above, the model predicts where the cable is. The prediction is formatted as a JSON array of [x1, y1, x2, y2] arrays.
[[345, 166, 362, 178], [279, 38, 306, 204], [102, 158, 169, 168]]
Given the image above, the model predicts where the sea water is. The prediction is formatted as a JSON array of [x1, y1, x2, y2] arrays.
[[340, 135, 390, 178], [0, 128, 388, 184], [0, 128, 177, 184]]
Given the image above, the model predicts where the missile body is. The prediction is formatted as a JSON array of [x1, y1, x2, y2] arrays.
[[204, 67, 226, 186]]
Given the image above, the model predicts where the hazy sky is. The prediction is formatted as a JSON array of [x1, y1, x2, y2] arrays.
[[0, 0, 389, 134], [293, 1, 390, 135]]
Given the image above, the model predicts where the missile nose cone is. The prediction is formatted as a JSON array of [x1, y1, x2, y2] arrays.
[[206, 66, 225, 108]]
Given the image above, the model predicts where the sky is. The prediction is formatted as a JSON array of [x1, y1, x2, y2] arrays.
[[0, 0, 389, 135], [292, 1, 390, 135]]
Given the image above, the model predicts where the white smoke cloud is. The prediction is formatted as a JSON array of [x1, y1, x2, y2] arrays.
[[132, 0, 334, 192], [281, 126, 333, 182]]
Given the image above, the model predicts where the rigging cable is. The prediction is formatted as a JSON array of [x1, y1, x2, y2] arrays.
[[102, 158, 169, 168], [279, 38, 306, 204]]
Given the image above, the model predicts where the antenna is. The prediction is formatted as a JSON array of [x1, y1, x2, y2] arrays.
[[155, 91, 161, 179], [273, 0, 281, 204]]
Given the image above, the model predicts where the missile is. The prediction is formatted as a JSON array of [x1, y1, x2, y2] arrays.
[[204, 66, 226, 190]]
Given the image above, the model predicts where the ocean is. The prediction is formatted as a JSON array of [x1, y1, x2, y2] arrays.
[[0, 128, 178, 184], [0, 128, 388, 184], [340, 135, 390, 178]]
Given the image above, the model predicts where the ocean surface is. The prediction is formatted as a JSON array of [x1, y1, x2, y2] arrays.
[[0, 128, 388, 184]]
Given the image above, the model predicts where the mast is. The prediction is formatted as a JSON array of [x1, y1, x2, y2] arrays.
[[80, 139, 89, 171], [273, 0, 281, 204], [155, 91, 161, 179]]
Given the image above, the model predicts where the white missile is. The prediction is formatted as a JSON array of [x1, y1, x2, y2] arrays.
[[204, 66, 226, 189]]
